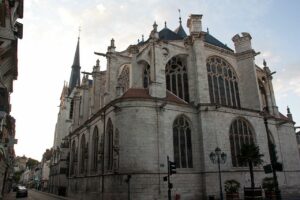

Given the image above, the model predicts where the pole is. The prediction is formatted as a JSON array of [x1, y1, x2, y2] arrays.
[[217, 155, 223, 200], [167, 156, 171, 200], [264, 117, 281, 200]]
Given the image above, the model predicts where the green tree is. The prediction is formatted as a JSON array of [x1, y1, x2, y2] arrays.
[[238, 143, 264, 188], [26, 158, 39, 169]]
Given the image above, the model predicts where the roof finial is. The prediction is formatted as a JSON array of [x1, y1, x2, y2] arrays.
[[142, 34, 144, 42], [263, 59, 267, 67], [178, 9, 182, 25], [164, 21, 167, 28], [207, 27, 209, 34], [153, 21, 158, 32], [287, 106, 293, 121], [138, 39, 140, 43]]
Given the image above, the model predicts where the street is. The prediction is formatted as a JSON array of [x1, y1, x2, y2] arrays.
[[3, 189, 71, 200]]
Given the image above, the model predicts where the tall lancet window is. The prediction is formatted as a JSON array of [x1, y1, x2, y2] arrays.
[[118, 65, 130, 92], [173, 115, 193, 168], [166, 56, 189, 102], [229, 118, 255, 167], [80, 134, 86, 173], [143, 64, 151, 88], [92, 127, 99, 172], [207, 56, 241, 108], [106, 119, 114, 171], [71, 141, 76, 175]]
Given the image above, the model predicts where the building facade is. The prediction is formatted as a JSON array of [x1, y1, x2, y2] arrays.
[[0, 0, 23, 198], [53, 14, 300, 200]]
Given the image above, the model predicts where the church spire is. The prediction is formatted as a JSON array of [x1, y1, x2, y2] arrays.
[[174, 9, 187, 38], [69, 36, 81, 94]]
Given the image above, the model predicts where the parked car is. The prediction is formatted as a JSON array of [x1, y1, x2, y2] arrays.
[[16, 185, 28, 198]]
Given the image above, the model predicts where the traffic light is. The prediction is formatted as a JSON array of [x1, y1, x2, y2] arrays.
[[169, 161, 176, 175]]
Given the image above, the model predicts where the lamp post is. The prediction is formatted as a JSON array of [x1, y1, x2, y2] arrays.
[[210, 147, 227, 200], [263, 116, 281, 200]]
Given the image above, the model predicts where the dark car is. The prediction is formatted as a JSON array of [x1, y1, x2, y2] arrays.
[[16, 185, 28, 198]]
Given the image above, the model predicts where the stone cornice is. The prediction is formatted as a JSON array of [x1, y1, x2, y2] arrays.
[[234, 49, 260, 61]]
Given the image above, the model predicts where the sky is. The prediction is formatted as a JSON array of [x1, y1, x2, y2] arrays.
[[10, 0, 300, 161]]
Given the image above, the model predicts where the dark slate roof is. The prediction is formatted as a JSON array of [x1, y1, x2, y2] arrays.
[[204, 32, 233, 52], [159, 27, 182, 40], [174, 25, 187, 38]]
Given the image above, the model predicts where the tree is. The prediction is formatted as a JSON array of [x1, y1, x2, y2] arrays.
[[26, 158, 39, 170], [238, 143, 264, 188]]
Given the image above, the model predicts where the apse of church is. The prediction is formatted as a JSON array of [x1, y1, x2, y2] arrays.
[[50, 14, 300, 200]]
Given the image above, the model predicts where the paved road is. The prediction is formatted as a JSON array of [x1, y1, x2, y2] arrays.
[[4, 190, 71, 200]]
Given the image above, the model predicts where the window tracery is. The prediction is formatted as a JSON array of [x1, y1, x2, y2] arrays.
[[92, 127, 99, 172], [118, 65, 130, 92], [173, 115, 193, 168], [229, 118, 255, 167], [207, 56, 240, 108], [80, 135, 86, 173], [166, 56, 189, 102], [107, 119, 114, 171]]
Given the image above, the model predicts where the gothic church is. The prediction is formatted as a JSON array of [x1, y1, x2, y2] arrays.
[[50, 14, 300, 200]]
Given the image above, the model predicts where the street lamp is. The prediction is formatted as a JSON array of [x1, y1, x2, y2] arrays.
[[210, 147, 227, 200]]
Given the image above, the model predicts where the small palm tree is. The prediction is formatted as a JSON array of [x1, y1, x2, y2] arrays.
[[238, 143, 264, 188]]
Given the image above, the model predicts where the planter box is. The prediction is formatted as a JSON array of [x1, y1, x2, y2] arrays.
[[226, 192, 239, 200], [264, 191, 276, 200], [244, 187, 263, 200]]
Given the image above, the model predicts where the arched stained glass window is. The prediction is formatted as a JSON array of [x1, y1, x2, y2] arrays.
[[143, 64, 151, 88], [166, 56, 189, 102], [80, 134, 86, 173], [207, 56, 240, 108], [107, 119, 114, 171], [92, 127, 99, 172], [229, 118, 255, 167], [173, 115, 193, 168], [118, 65, 130, 92]]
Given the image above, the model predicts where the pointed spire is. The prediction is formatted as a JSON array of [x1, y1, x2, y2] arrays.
[[164, 21, 167, 28], [207, 27, 209, 34], [178, 9, 182, 25], [69, 36, 81, 94], [174, 10, 187, 38], [142, 34, 144, 42]]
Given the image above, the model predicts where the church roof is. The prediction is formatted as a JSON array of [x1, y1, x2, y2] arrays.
[[174, 24, 187, 38], [159, 27, 183, 40], [121, 88, 188, 105], [68, 37, 81, 94], [204, 32, 233, 52]]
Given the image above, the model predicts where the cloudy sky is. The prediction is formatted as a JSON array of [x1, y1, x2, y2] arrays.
[[11, 0, 300, 160]]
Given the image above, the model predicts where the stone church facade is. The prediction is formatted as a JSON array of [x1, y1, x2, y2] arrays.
[[51, 14, 300, 200]]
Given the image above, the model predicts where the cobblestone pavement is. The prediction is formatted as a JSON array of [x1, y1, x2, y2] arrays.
[[3, 189, 72, 200]]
